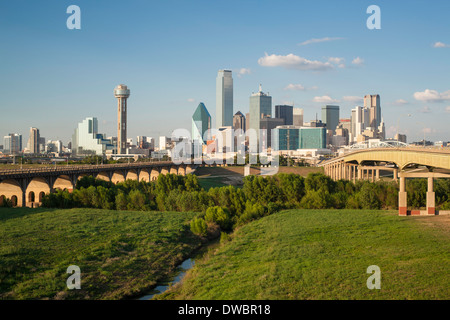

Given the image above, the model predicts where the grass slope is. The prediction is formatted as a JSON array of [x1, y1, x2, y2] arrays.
[[160, 210, 449, 300], [0, 207, 200, 300]]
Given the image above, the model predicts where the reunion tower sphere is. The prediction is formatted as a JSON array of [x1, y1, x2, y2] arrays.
[[114, 84, 130, 98]]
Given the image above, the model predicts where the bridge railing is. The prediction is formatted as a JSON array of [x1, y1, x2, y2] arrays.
[[0, 161, 176, 175]]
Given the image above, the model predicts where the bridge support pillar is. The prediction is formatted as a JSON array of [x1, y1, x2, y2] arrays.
[[426, 177, 435, 215], [376, 169, 380, 181], [399, 175, 408, 216]]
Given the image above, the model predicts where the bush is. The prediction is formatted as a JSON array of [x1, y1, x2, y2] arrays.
[[190, 217, 208, 237], [205, 206, 232, 231], [359, 183, 381, 209]]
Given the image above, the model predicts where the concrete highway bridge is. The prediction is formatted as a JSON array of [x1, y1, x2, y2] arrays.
[[319, 147, 450, 216], [0, 161, 197, 208]]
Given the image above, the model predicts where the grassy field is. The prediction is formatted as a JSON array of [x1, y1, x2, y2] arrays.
[[0, 207, 201, 300], [159, 209, 450, 300]]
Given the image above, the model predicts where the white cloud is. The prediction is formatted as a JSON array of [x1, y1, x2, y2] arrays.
[[413, 89, 450, 102], [351, 57, 364, 66], [237, 68, 251, 78], [327, 57, 346, 68], [187, 98, 195, 103], [258, 53, 334, 71], [313, 95, 339, 103], [433, 41, 450, 48], [284, 84, 306, 91], [342, 96, 363, 103], [298, 37, 344, 46], [394, 99, 409, 105]]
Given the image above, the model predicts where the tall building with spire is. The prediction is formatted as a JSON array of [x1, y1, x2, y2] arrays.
[[249, 84, 272, 141], [114, 84, 130, 154], [216, 70, 233, 128]]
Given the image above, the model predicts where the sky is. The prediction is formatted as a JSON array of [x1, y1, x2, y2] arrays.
[[1, 0, 449, 145]]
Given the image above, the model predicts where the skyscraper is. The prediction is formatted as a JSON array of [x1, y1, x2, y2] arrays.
[[114, 84, 130, 154], [28, 127, 40, 154], [192, 102, 212, 144], [249, 84, 272, 140], [72, 117, 113, 155], [3, 134, 22, 155], [364, 94, 381, 129], [321, 105, 340, 134], [293, 108, 304, 127], [216, 70, 233, 128], [275, 105, 293, 125], [233, 111, 246, 132]]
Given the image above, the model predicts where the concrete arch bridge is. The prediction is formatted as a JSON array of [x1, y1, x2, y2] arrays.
[[319, 147, 450, 216], [0, 161, 197, 208]]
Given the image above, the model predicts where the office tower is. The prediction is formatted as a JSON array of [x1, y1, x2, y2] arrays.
[[299, 127, 327, 149], [216, 70, 233, 128], [233, 111, 246, 132], [293, 108, 304, 127], [275, 105, 293, 125], [46, 140, 63, 153], [159, 136, 172, 150], [260, 116, 284, 149], [378, 118, 386, 140], [275, 126, 300, 151], [192, 102, 212, 144], [72, 117, 113, 155], [114, 84, 130, 154], [321, 105, 340, 134], [3, 133, 22, 154], [395, 133, 407, 143], [249, 84, 272, 140], [28, 127, 40, 154], [364, 94, 381, 129]]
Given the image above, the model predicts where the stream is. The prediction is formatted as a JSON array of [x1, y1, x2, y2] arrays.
[[138, 241, 218, 300]]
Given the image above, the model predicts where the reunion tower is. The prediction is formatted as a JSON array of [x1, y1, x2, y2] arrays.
[[114, 84, 130, 154]]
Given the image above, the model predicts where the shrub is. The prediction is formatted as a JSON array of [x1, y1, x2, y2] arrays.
[[205, 206, 232, 231], [190, 217, 208, 237]]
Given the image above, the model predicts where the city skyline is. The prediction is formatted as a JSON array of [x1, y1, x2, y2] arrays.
[[1, 0, 449, 144]]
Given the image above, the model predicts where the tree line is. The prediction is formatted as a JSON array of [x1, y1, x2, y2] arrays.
[[34, 172, 450, 238]]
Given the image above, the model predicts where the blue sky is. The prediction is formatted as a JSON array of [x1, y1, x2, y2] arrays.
[[1, 0, 449, 145]]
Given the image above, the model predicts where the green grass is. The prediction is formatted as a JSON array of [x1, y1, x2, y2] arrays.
[[0, 207, 201, 300], [159, 209, 450, 300], [197, 177, 229, 190]]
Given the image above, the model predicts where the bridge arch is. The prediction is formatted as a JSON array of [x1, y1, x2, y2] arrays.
[[126, 170, 139, 181], [111, 171, 125, 184], [139, 169, 150, 182], [53, 175, 75, 192], [96, 171, 111, 182], [150, 168, 160, 181], [169, 167, 178, 175], [0, 179, 22, 207], [26, 177, 51, 207]]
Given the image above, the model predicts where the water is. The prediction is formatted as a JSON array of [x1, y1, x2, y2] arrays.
[[138, 258, 195, 300]]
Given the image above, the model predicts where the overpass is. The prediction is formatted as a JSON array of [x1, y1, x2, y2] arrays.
[[0, 161, 197, 208], [319, 147, 450, 216]]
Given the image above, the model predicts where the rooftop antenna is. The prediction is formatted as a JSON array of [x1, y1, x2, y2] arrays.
[[259, 84, 262, 92]]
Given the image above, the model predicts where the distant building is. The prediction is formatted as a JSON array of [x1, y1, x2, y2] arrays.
[[364, 94, 381, 129], [293, 108, 304, 127], [159, 136, 171, 151], [260, 116, 284, 150], [192, 102, 212, 144], [394, 133, 407, 144], [275, 105, 293, 125], [233, 111, 246, 132], [275, 126, 327, 150], [249, 84, 272, 140], [299, 127, 327, 149], [27, 127, 40, 154], [216, 70, 233, 128], [72, 117, 114, 155], [321, 105, 340, 134], [46, 140, 63, 154], [276, 126, 300, 150], [137, 136, 155, 150], [3, 133, 22, 155]]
